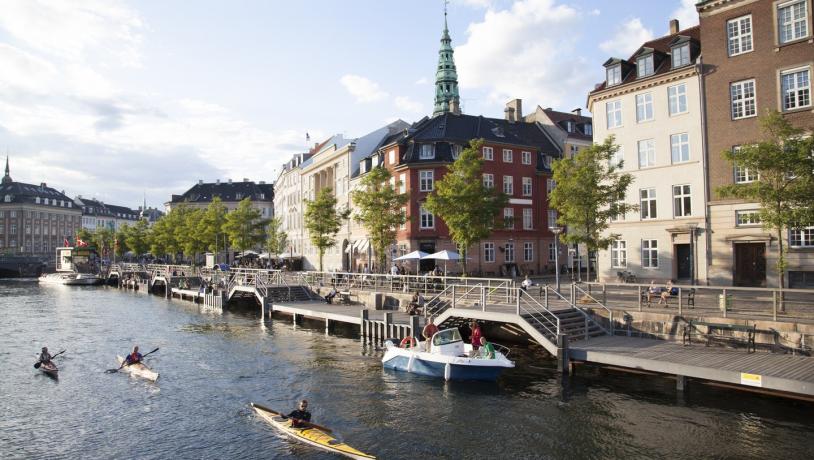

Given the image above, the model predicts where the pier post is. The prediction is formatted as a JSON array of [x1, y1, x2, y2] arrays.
[[556, 333, 569, 375], [384, 312, 392, 339], [410, 315, 420, 339], [360, 309, 369, 342], [676, 375, 687, 392], [325, 318, 331, 335]]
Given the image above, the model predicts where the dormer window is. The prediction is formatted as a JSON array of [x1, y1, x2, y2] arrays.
[[584, 123, 593, 135], [566, 121, 574, 133], [672, 44, 690, 68], [606, 65, 622, 86], [420, 144, 435, 159], [451, 144, 462, 159], [637, 55, 654, 78]]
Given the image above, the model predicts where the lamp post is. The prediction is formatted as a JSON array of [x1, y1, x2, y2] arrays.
[[551, 226, 563, 293], [688, 223, 698, 286]]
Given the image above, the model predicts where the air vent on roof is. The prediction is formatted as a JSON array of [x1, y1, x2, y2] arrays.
[[243, 178, 249, 182], [198, 180, 203, 184], [228, 179, 232, 184], [259, 181, 265, 184]]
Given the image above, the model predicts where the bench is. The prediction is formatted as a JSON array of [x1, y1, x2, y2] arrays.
[[338, 291, 355, 305], [683, 320, 756, 353]]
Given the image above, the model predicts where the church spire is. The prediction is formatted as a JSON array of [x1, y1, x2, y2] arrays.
[[2, 156, 11, 185], [433, 1, 461, 117]]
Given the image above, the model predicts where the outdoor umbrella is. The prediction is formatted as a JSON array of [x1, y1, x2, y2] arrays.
[[393, 250, 429, 261], [424, 250, 464, 275]]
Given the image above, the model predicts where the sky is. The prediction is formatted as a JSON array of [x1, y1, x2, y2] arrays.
[[0, 0, 699, 209]]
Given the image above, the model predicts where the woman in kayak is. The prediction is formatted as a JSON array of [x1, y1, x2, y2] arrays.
[[286, 400, 311, 428], [124, 346, 143, 365], [38, 347, 52, 365]]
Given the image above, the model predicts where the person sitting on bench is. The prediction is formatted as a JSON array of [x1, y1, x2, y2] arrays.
[[325, 287, 338, 304]]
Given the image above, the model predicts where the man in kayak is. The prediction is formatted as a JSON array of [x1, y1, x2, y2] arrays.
[[124, 346, 143, 365], [286, 400, 311, 428], [38, 347, 52, 365]]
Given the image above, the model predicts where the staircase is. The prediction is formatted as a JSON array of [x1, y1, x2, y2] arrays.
[[521, 308, 606, 343], [265, 285, 313, 303]]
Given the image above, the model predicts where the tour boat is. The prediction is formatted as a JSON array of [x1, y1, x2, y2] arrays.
[[382, 328, 514, 381], [116, 356, 159, 382], [38, 247, 103, 286], [251, 403, 375, 460]]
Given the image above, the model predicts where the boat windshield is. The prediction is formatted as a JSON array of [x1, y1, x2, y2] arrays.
[[432, 328, 462, 347]]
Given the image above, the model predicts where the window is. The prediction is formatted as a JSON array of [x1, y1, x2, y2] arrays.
[[606, 100, 622, 128], [609, 147, 624, 168], [790, 226, 814, 247], [636, 93, 654, 122], [522, 177, 533, 196], [731, 79, 756, 119], [611, 240, 627, 268], [727, 15, 753, 56], [504, 242, 515, 263], [400, 207, 407, 229], [521, 151, 532, 165], [399, 173, 406, 193], [640, 188, 657, 220], [673, 184, 692, 217], [484, 242, 495, 262], [548, 243, 556, 262], [778, 0, 809, 44], [638, 139, 655, 168], [419, 170, 434, 192], [668, 84, 688, 115], [780, 68, 811, 111], [523, 208, 533, 230], [607, 65, 622, 86], [732, 146, 759, 183], [546, 178, 555, 194], [642, 239, 659, 268], [670, 133, 690, 163], [483, 146, 493, 160], [420, 144, 435, 159], [566, 121, 574, 132], [504, 208, 514, 229], [637, 55, 654, 78], [585, 123, 593, 135], [483, 173, 494, 189], [10, 211, 16, 218], [451, 144, 462, 159], [503, 149, 513, 163], [547, 210, 558, 229], [235, 193, 243, 200], [389, 149, 396, 164], [503, 176, 514, 195], [672, 44, 690, 68], [736, 210, 762, 226], [10, 224, 16, 234], [419, 206, 434, 229], [610, 193, 626, 222], [524, 242, 533, 262]]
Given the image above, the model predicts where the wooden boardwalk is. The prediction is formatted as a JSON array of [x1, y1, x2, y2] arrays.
[[569, 335, 814, 397]]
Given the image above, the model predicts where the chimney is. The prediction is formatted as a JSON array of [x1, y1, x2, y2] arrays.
[[198, 179, 203, 185], [505, 99, 522, 122], [259, 180, 265, 184], [216, 179, 220, 184], [228, 178, 232, 184], [40, 182, 47, 188], [243, 178, 249, 182], [571, 108, 582, 116], [670, 19, 679, 34]]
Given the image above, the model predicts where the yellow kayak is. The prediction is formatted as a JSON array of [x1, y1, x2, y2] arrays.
[[250, 403, 375, 460]]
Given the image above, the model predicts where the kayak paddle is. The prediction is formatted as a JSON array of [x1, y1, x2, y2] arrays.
[[105, 347, 160, 373], [34, 350, 65, 369], [252, 402, 333, 433]]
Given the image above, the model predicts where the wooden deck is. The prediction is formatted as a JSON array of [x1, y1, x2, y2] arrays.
[[569, 335, 814, 396]]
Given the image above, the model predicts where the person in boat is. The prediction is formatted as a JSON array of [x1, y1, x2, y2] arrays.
[[422, 317, 439, 349], [469, 320, 482, 356], [124, 346, 143, 365], [286, 400, 312, 428], [479, 337, 496, 359], [38, 347, 52, 365]]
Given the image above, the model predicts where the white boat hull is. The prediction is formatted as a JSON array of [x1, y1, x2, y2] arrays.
[[116, 356, 159, 382], [382, 341, 514, 381], [38, 272, 102, 285]]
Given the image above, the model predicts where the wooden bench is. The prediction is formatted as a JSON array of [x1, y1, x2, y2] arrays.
[[683, 320, 756, 353]]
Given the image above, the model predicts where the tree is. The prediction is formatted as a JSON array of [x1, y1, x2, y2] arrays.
[[717, 110, 814, 306], [424, 139, 508, 274], [179, 208, 206, 262], [76, 228, 93, 245], [353, 167, 409, 272], [126, 219, 150, 256], [304, 187, 349, 271], [265, 216, 288, 257], [92, 227, 115, 259], [198, 197, 228, 253], [549, 136, 636, 282], [222, 198, 268, 256], [114, 224, 130, 258], [149, 207, 184, 261]]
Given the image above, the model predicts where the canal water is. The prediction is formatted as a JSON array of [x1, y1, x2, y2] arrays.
[[1, 280, 812, 459]]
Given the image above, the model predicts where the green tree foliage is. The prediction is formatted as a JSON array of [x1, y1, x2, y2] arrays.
[[92, 227, 115, 258], [717, 110, 814, 299], [353, 167, 409, 272], [549, 136, 636, 282], [76, 228, 93, 245], [114, 224, 130, 257], [125, 219, 150, 256], [304, 187, 349, 271], [222, 198, 268, 255], [179, 208, 207, 261], [424, 139, 508, 274], [148, 206, 185, 261], [197, 197, 228, 253], [265, 216, 288, 257]]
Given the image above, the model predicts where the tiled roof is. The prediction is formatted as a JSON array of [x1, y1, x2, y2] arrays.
[[542, 109, 593, 141], [170, 181, 274, 204], [75, 198, 139, 219], [0, 180, 76, 207]]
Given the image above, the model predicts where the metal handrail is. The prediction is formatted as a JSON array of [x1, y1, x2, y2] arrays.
[[572, 283, 613, 336], [425, 285, 455, 320], [517, 288, 560, 339]]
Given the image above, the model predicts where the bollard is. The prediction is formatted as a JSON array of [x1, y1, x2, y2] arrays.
[[384, 312, 392, 342], [556, 333, 569, 375], [360, 309, 369, 341]]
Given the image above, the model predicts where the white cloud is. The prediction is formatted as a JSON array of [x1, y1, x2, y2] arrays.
[[668, 0, 700, 31], [456, 0, 494, 8], [455, 0, 594, 108], [394, 96, 423, 113], [599, 18, 654, 57], [339, 74, 389, 103], [415, 77, 429, 85], [590, 9, 601, 16]]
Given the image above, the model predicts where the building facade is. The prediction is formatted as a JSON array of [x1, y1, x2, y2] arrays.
[[589, 21, 709, 284], [166, 179, 274, 218], [698, 0, 814, 287], [75, 197, 140, 231], [0, 158, 82, 257], [273, 152, 313, 259]]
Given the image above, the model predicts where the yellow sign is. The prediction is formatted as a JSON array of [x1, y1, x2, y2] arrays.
[[740, 372, 762, 387]]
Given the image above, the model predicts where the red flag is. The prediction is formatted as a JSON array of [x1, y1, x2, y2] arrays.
[[76, 238, 88, 247], [64, 238, 69, 246]]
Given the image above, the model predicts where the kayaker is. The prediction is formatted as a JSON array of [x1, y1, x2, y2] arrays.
[[286, 400, 312, 428], [124, 346, 143, 365], [479, 337, 496, 359], [38, 347, 52, 364]]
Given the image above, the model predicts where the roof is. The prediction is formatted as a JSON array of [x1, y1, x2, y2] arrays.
[[590, 25, 701, 95], [0, 180, 77, 208], [169, 180, 274, 204], [542, 108, 593, 141], [75, 197, 140, 219], [350, 120, 410, 177]]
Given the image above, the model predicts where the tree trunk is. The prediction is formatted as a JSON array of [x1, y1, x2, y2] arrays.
[[777, 227, 785, 313], [318, 247, 324, 272]]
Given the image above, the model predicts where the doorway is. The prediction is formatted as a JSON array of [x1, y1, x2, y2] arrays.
[[675, 244, 691, 281], [419, 241, 435, 272], [734, 243, 766, 287]]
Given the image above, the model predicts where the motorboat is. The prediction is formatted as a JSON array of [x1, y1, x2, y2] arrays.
[[39, 272, 103, 285], [38, 246, 103, 286], [382, 328, 514, 381]]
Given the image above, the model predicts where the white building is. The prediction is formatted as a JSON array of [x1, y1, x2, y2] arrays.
[[273, 152, 313, 260]]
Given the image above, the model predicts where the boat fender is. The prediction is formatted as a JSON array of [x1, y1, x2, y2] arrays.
[[407, 355, 415, 373], [400, 336, 417, 349], [444, 362, 451, 381]]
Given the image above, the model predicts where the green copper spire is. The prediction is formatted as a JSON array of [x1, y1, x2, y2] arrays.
[[433, 4, 460, 117], [2, 156, 11, 185]]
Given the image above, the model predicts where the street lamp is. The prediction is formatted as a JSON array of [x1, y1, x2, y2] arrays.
[[551, 226, 563, 293], [688, 223, 698, 286]]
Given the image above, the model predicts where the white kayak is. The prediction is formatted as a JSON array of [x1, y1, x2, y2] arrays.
[[116, 356, 159, 382]]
